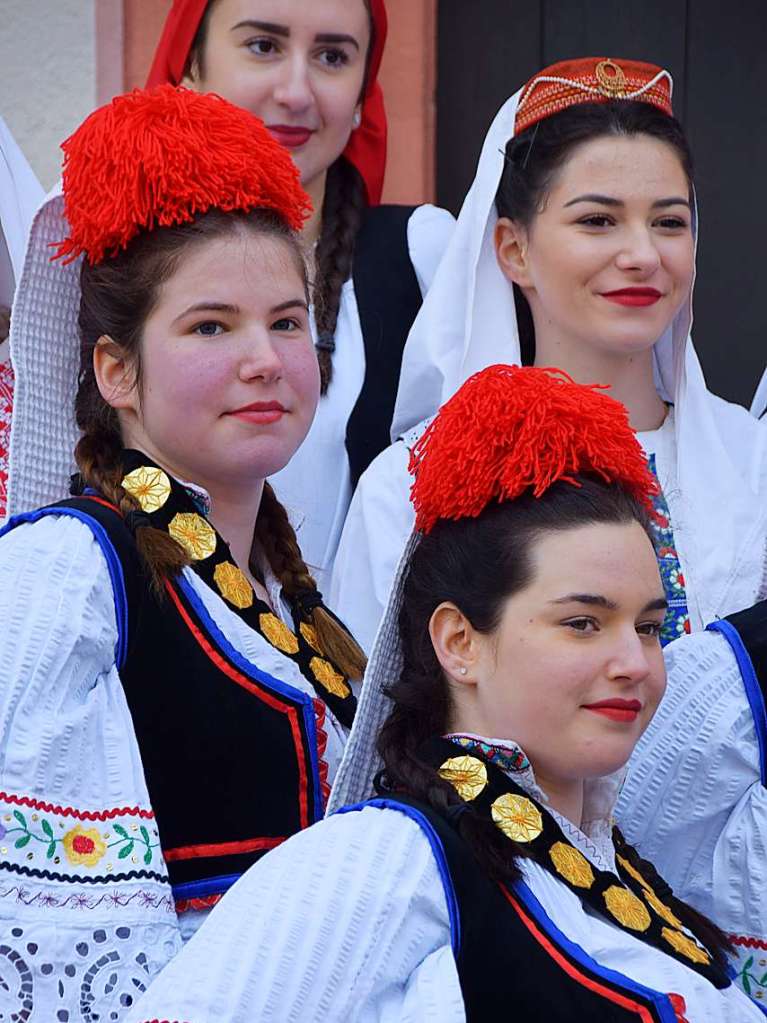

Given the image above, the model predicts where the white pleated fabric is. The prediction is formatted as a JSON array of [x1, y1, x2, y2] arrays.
[[0, 116, 43, 309], [124, 805, 763, 1022], [331, 82, 767, 651], [0, 510, 347, 1021], [618, 627, 767, 997]]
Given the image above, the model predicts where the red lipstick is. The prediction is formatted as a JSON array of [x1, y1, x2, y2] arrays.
[[582, 698, 642, 723], [267, 125, 313, 149], [600, 287, 662, 307], [227, 400, 286, 425]]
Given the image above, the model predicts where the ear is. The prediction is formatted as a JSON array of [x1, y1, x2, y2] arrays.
[[93, 335, 138, 414], [494, 216, 533, 288], [428, 602, 482, 688]]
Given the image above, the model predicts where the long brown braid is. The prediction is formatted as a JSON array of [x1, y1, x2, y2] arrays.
[[254, 482, 366, 679], [75, 207, 365, 676]]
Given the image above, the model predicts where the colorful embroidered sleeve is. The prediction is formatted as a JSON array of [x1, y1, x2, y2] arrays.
[[0, 515, 181, 1020]]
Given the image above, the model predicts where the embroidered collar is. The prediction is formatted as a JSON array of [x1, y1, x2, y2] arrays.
[[427, 736, 728, 989], [110, 450, 356, 727]]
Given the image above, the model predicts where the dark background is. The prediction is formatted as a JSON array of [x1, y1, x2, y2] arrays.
[[436, 0, 767, 407]]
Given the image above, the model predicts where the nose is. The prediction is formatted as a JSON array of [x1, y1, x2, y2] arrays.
[[273, 55, 314, 114], [614, 225, 661, 277], [605, 629, 654, 686], [238, 331, 283, 384]]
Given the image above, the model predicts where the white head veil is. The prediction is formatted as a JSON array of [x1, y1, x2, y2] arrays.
[[330, 68, 767, 811], [0, 116, 44, 311]]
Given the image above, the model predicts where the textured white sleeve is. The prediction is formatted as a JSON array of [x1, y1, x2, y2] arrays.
[[329, 440, 415, 655], [126, 806, 464, 1023], [406, 204, 457, 297], [617, 628, 767, 941]]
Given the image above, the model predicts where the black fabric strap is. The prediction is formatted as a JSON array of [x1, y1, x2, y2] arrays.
[[723, 600, 767, 693], [346, 204, 421, 488]]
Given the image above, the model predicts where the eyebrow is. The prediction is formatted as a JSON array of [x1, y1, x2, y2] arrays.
[[172, 298, 307, 325], [563, 193, 691, 210], [550, 593, 669, 614], [231, 20, 360, 48]]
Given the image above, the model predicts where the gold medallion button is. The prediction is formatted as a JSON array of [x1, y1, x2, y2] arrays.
[[491, 793, 543, 843], [121, 465, 171, 513], [661, 927, 711, 964], [260, 613, 300, 655], [438, 756, 488, 802], [299, 621, 321, 652], [168, 512, 217, 560], [603, 885, 651, 932], [595, 59, 627, 98], [214, 562, 254, 609], [550, 842, 595, 889], [310, 657, 351, 699]]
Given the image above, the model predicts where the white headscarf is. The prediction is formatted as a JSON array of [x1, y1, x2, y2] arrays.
[[389, 84, 767, 631], [0, 116, 43, 311]]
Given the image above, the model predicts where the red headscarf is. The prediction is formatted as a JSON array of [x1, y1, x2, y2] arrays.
[[146, 0, 388, 205]]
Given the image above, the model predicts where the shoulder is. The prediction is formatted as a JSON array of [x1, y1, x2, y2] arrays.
[[0, 509, 114, 589], [406, 204, 456, 290]]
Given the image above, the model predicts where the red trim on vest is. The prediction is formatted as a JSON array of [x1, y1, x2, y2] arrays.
[[83, 495, 121, 513], [501, 885, 658, 1021], [164, 836, 284, 862], [164, 582, 311, 829], [313, 698, 331, 810], [175, 892, 224, 914]]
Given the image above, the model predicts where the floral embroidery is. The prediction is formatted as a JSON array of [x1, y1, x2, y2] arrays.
[[549, 841, 594, 889], [62, 826, 107, 867], [260, 612, 300, 655], [299, 621, 321, 652], [0, 360, 13, 520], [450, 734, 531, 773], [603, 884, 651, 932], [490, 793, 543, 843], [121, 465, 171, 513], [214, 561, 254, 609], [734, 948, 767, 1000], [647, 454, 690, 645], [310, 657, 351, 699], [661, 926, 711, 964], [438, 755, 488, 801]]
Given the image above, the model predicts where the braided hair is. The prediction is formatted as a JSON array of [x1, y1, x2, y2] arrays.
[[75, 207, 366, 678], [186, 0, 376, 393]]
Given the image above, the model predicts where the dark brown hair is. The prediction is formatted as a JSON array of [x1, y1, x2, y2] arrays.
[[186, 0, 376, 392], [495, 100, 694, 365], [376, 477, 732, 965], [76, 206, 366, 679]]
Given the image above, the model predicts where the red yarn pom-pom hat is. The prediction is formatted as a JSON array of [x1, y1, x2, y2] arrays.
[[54, 85, 312, 266], [409, 365, 658, 535]]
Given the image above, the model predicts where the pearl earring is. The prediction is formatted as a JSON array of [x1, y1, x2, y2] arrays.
[[352, 109, 362, 130], [459, 667, 468, 676]]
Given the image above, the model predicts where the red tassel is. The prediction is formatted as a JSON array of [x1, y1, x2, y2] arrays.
[[409, 365, 658, 534], [54, 85, 312, 265]]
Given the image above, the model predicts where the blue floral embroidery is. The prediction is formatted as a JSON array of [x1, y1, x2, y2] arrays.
[[449, 735, 530, 774], [648, 454, 690, 646]]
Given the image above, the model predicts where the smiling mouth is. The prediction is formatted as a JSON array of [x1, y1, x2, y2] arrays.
[[600, 288, 663, 308], [226, 401, 286, 424], [582, 698, 642, 723], [266, 125, 314, 149]]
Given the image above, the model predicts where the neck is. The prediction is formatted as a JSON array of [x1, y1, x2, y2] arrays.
[[533, 770, 585, 827], [533, 338, 667, 432], [205, 480, 265, 577], [302, 170, 327, 253]]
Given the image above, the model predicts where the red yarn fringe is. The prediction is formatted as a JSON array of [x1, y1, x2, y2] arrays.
[[55, 85, 312, 265], [409, 365, 658, 534]]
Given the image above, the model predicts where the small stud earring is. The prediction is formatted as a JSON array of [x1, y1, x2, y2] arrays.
[[459, 667, 468, 676], [352, 109, 362, 130]]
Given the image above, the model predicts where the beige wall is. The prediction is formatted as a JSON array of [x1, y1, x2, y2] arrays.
[[122, 0, 436, 204], [0, 0, 96, 189]]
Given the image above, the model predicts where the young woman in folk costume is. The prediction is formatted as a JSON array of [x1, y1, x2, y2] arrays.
[[330, 56, 767, 996], [126, 366, 764, 1022], [0, 116, 43, 516], [0, 86, 364, 1021], [147, 0, 454, 593], [331, 56, 767, 654]]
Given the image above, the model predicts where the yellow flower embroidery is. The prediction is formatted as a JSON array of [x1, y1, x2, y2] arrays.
[[662, 927, 711, 964], [62, 825, 107, 868], [617, 853, 684, 929], [616, 853, 652, 892], [168, 512, 217, 561], [550, 842, 595, 889], [121, 465, 171, 513], [603, 885, 651, 932], [299, 622, 321, 652], [260, 613, 300, 655], [310, 657, 351, 699], [491, 793, 543, 843], [214, 562, 254, 609], [438, 756, 488, 802]]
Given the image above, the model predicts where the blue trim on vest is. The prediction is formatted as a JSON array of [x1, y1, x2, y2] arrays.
[[706, 619, 767, 786], [511, 879, 680, 1021], [333, 798, 461, 957], [172, 872, 241, 902], [0, 507, 129, 669], [176, 574, 324, 823]]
